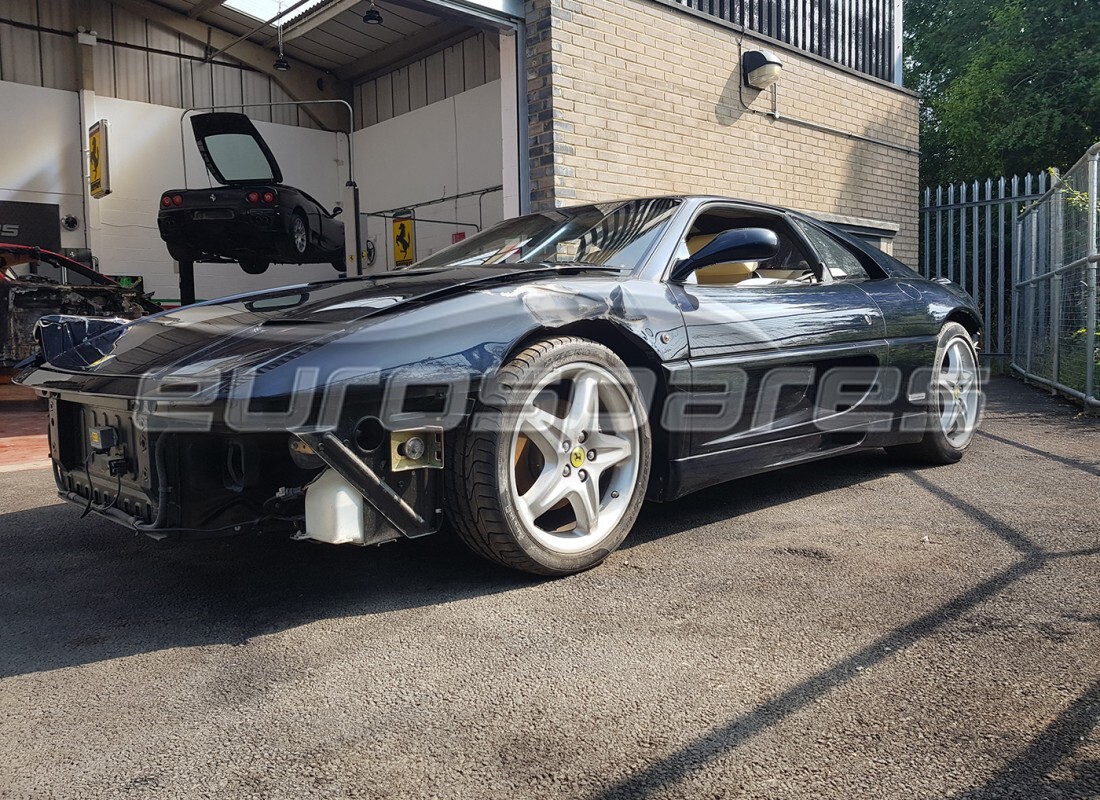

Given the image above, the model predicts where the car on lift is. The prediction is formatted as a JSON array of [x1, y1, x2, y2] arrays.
[[0, 244, 159, 368], [17, 197, 983, 576], [156, 112, 345, 275]]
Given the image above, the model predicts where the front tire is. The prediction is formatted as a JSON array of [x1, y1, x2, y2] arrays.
[[887, 322, 981, 464], [445, 337, 652, 575]]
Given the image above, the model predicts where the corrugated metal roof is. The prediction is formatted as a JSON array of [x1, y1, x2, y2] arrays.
[[149, 0, 456, 74]]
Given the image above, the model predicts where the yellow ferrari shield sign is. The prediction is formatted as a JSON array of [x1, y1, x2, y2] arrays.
[[88, 120, 111, 199], [392, 215, 415, 266]]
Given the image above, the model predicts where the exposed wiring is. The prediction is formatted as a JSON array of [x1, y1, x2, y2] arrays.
[[79, 456, 123, 519], [128, 515, 304, 536]]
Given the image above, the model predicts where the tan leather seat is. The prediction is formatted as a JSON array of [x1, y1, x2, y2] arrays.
[[684, 233, 759, 285]]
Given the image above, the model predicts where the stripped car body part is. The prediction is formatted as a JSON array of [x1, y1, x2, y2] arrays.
[[17, 197, 984, 574], [157, 112, 345, 275], [0, 244, 158, 368]]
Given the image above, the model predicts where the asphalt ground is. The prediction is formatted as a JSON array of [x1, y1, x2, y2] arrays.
[[0, 377, 1097, 799]]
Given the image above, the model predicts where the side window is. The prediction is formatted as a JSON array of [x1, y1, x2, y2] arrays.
[[682, 212, 818, 287], [793, 219, 870, 282]]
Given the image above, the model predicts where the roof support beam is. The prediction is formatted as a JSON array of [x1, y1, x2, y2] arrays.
[[106, 0, 347, 130], [187, 0, 227, 19]]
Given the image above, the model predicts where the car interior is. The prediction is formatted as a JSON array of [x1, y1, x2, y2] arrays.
[[679, 208, 819, 287]]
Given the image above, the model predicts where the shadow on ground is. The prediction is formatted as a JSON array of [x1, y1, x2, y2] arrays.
[[0, 447, 911, 680]]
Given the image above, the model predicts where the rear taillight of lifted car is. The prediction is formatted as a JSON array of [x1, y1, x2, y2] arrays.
[[262, 191, 276, 204]]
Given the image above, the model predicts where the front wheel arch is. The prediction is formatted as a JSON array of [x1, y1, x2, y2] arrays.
[[445, 335, 653, 575], [503, 321, 671, 491]]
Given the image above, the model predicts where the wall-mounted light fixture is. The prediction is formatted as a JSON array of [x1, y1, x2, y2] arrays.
[[742, 50, 783, 90], [362, 1, 384, 24]]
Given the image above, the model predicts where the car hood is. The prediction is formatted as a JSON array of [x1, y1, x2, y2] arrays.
[[190, 112, 283, 185], [41, 264, 621, 378]]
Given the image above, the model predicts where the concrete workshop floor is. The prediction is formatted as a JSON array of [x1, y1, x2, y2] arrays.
[[0, 378, 1097, 799], [0, 379, 49, 471]]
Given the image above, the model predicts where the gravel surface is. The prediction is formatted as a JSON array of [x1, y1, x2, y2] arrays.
[[1, 377, 1097, 799]]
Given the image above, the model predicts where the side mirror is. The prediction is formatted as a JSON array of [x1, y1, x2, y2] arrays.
[[331, 206, 344, 217], [671, 228, 779, 281]]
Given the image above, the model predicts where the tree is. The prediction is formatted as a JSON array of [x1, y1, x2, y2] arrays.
[[906, 0, 1100, 187]]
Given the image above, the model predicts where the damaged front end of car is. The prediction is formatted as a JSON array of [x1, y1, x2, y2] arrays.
[[14, 275, 521, 546], [32, 345, 459, 546]]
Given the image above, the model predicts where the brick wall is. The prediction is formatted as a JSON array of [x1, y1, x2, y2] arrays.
[[524, 0, 921, 265]]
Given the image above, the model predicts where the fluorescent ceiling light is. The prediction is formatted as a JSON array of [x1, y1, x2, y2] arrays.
[[222, 0, 326, 24]]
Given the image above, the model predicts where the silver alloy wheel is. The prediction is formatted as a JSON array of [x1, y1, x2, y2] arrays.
[[292, 215, 308, 254], [936, 334, 980, 448], [508, 362, 641, 554]]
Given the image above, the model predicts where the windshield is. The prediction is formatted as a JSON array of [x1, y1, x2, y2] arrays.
[[410, 198, 681, 272], [203, 133, 276, 182]]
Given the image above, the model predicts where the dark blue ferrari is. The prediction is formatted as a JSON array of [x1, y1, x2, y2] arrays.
[[17, 197, 982, 575]]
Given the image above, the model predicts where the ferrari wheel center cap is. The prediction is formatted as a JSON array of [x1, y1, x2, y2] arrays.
[[569, 446, 586, 469]]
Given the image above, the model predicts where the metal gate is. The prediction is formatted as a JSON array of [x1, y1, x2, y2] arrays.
[[1011, 145, 1100, 407], [920, 174, 1046, 359]]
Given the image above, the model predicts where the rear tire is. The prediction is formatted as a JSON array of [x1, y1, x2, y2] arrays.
[[239, 258, 269, 275], [886, 322, 981, 465], [445, 336, 651, 575], [291, 212, 309, 257]]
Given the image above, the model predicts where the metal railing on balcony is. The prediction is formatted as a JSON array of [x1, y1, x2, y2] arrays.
[[672, 0, 901, 83]]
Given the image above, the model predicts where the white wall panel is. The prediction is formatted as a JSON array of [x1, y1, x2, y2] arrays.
[[353, 80, 504, 270], [454, 81, 503, 194], [0, 80, 84, 250]]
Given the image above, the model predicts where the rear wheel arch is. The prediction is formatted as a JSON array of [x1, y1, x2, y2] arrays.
[[945, 309, 982, 342]]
